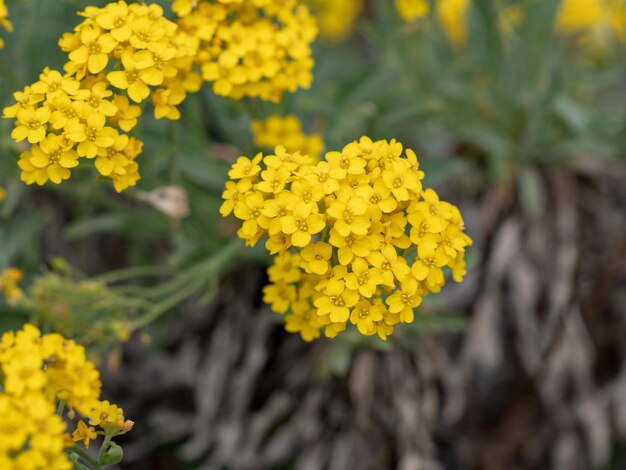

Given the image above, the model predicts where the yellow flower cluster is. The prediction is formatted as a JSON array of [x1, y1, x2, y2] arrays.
[[0, 268, 23, 304], [221, 137, 472, 341], [0, 0, 11, 48], [3, 0, 318, 191], [557, 0, 626, 39], [2, 1, 197, 191], [396, 0, 429, 23], [437, 0, 470, 45], [251, 115, 324, 160], [173, 0, 318, 102], [307, 0, 363, 41], [0, 324, 132, 469], [397, 0, 468, 45]]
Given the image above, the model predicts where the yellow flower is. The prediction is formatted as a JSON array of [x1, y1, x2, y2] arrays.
[[2, 87, 44, 119], [381, 160, 422, 202], [0, 268, 24, 304], [350, 300, 385, 335], [344, 257, 384, 298], [228, 153, 263, 180], [411, 238, 450, 290], [285, 308, 322, 342], [66, 112, 117, 158], [72, 421, 97, 449], [95, 1, 133, 42], [11, 107, 50, 144], [263, 282, 297, 313], [308, 0, 363, 41], [152, 86, 186, 120], [0, 0, 13, 49], [30, 68, 80, 100], [19, 134, 79, 185], [437, 0, 470, 45], [234, 190, 269, 242], [386, 276, 422, 323], [314, 278, 359, 323], [95, 132, 130, 176], [68, 26, 117, 75], [75, 81, 118, 116], [329, 230, 373, 266], [107, 50, 152, 103], [368, 244, 411, 287], [300, 242, 332, 275], [327, 196, 370, 237], [267, 252, 302, 283], [279, 206, 325, 247], [110, 95, 142, 131], [396, 0, 429, 22], [557, 0, 605, 32], [251, 115, 324, 159]]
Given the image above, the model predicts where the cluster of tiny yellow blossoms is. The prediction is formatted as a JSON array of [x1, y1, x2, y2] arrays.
[[397, 0, 468, 45], [307, 0, 363, 41], [221, 137, 472, 341], [2, 2, 199, 191], [0, 0, 11, 49], [436, 0, 470, 45], [395, 0, 429, 23], [251, 115, 324, 160], [557, 0, 626, 39], [0, 268, 23, 304], [173, 0, 318, 102], [0, 324, 132, 469]]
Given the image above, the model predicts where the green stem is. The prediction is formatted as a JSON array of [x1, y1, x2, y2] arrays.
[[128, 240, 243, 330], [91, 265, 171, 284], [56, 400, 65, 417], [67, 446, 101, 470], [97, 436, 112, 465]]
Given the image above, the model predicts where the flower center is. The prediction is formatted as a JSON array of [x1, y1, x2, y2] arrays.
[[48, 150, 62, 164], [87, 43, 101, 55], [126, 70, 139, 84], [342, 209, 354, 224], [296, 218, 308, 232]]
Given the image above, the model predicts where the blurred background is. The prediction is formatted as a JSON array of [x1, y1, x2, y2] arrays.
[[1, 0, 626, 469]]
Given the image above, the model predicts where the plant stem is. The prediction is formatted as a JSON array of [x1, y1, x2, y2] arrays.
[[97, 435, 112, 465], [128, 239, 243, 330], [92, 265, 171, 284], [67, 446, 101, 470]]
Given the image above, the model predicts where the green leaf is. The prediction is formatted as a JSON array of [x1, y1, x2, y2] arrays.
[[100, 443, 123, 466], [518, 167, 546, 218]]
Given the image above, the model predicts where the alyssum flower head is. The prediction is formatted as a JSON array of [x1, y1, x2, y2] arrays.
[[221, 136, 472, 342], [0, 324, 132, 468]]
